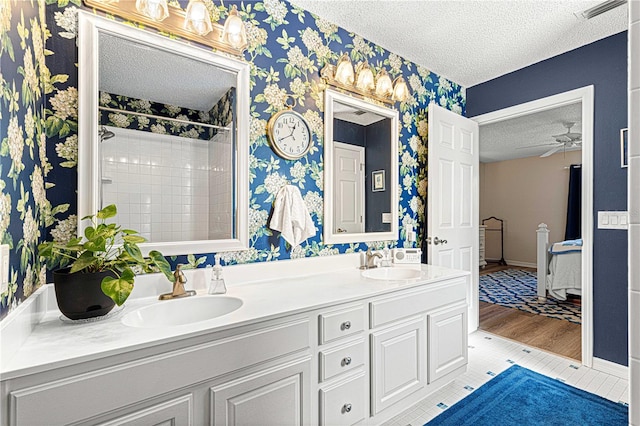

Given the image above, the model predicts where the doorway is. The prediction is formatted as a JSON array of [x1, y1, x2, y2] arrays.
[[471, 86, 594, 366]]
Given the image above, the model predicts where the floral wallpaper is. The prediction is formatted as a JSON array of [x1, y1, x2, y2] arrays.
[[0, 0, 52, 318], [98, 88, 235, 140], [0, 0, 465, 320]]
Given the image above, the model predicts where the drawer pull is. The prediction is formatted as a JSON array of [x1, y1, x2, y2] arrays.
[[341, 321, 351, 330], [342, 356, 352, 366], [342, 403, 352, 413]]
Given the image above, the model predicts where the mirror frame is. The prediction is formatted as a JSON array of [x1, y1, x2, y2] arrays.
[[77, 12, 250, 255], [323, 89, 399, 244]]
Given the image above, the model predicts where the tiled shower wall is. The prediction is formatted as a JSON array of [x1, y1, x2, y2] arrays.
[[101, 126, 224, 242], [208, 130, 233, 240], [629, 2, 640, 424]]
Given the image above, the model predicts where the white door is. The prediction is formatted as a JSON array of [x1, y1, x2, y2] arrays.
[[333, 142, 365, 233], [427, 103, 479, 331]]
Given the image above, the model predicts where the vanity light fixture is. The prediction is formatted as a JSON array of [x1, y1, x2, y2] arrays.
[[321, 55, 411, 104], [84, 0, 248, 56]]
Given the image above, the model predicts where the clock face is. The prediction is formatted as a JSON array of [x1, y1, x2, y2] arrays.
[[267, 110, 312, 160]]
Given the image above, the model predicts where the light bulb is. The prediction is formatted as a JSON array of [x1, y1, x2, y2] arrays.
[[355, 62, 375, 92], [135, 0, 169, 21], [392, 76, 411, 102], [185, 0, 213, 36], [223, 5, 247, 49], [375, 68, 393, 98], [335, 53, 355, 86]]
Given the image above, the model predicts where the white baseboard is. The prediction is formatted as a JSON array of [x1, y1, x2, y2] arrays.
[[485, 258, 536, 268], [592, 357, 629, 379]]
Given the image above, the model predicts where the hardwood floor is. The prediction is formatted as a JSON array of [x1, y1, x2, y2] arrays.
[[479, 264, 582, 361]]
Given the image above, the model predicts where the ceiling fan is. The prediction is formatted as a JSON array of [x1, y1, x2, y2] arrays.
[[518, 122, 582, 158]]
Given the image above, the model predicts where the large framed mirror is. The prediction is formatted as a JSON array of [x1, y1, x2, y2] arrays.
[[323, 89, 399, 244], [78, 12, 249, 256]]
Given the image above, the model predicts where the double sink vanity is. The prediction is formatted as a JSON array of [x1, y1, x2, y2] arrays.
[[0, 254, 470, 425]]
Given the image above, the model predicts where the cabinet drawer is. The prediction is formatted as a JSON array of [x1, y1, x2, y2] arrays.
[[319, 339, 366, 382], [319, 372, 366, 426], [319, 305, 365, 344], [369, 277, 467, 328]]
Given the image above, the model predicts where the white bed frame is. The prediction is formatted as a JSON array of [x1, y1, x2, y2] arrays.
[[536, 223, 582, 301], [536, 223, 551, 301]]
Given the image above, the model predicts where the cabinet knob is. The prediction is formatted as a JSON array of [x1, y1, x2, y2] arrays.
[[341, 321, 351, 330], [342, 356, 352, 366], [342, 403, 352, 413]]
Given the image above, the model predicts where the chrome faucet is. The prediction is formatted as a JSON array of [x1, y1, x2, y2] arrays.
[[159, 264, 197, 300], [361, 247, 383, 269]]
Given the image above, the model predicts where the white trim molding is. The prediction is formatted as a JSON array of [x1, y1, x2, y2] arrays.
[[471, 86, 595, 368], [592, 357, 629, 380]]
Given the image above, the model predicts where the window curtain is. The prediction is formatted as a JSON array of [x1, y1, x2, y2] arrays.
[[565, 164, 582, 240]]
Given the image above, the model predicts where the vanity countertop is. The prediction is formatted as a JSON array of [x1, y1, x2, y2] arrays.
[[0, 255, 469, 380]]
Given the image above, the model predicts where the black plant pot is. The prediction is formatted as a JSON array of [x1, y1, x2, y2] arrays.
[[53, 268, 116, 320]]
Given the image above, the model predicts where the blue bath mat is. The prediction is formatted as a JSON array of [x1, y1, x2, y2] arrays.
[[426, 365, 627, 425]]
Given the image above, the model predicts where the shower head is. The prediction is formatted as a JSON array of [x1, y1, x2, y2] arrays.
[[99, 126, 115, 141]]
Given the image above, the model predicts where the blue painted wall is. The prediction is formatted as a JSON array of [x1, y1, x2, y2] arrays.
[[467, 32, 629, 366]]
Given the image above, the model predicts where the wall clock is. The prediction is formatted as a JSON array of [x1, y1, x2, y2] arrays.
[[267, 109, 312, 160]]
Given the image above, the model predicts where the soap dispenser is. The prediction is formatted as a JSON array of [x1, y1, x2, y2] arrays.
[[208, 254, 227, 294]]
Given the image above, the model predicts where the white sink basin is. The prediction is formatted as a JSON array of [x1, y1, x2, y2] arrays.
[[361, 267, 422, 281], [122, 296, 243, 328]]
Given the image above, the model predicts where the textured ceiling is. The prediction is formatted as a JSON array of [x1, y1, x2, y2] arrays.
[[99, 33, 236, 112], [291, 0, 628, 87], [479, 102, 582, 162]]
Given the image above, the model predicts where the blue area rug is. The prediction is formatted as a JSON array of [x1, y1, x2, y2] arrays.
[[426, 365, 628, 426], [479, 269, 581, 324]]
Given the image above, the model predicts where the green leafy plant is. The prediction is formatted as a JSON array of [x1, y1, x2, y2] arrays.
[[38, 204, 173, 306]]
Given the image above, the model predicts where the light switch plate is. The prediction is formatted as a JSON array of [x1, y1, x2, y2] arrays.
[[598, 211, 629, 230], [0, 244, 9, 294]]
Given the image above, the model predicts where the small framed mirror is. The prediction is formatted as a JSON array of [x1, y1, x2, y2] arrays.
[[78, 12, 250, 256], [323, 89, 399, 244]]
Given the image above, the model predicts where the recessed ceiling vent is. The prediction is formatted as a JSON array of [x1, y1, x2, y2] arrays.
[[353, 110, 367, 116], [576, 0, 627, 20]]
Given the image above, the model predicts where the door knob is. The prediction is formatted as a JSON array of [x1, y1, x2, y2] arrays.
[[426, 236, 448, 245], [434, 236, 447, 245]]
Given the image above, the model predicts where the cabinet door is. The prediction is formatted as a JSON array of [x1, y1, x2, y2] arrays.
[[210, 357, 311, 426], [370, 316, 426, 415], [97, 394, 193, 426], [428, 303, 468, 383]]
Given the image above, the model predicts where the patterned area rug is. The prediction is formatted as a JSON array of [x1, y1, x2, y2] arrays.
[[480, 269, 581, 324]]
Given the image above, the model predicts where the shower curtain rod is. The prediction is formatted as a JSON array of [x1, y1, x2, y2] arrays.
[[99, 106, 232, 131]]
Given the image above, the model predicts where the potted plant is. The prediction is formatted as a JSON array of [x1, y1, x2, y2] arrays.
[[39, 204, 173, 320]]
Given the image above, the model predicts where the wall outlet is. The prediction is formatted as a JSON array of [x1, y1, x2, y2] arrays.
[[0, 244, 9, 294]]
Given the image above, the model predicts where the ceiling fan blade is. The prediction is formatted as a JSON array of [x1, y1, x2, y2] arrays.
[[515, 142, 557, 150], [540, 145, 563, 158]]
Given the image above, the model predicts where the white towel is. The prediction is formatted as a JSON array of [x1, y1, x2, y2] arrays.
[[269, 185, 316, 248]]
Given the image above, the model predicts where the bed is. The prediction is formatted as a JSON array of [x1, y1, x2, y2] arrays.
[[536, 223, 582, 301]]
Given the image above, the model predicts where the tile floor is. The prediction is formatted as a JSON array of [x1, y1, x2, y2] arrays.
[[383, 330, 630, 426]]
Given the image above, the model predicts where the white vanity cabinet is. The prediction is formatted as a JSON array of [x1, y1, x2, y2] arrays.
[[1, 264, 470, 426], [2, 317, 312, 426]]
